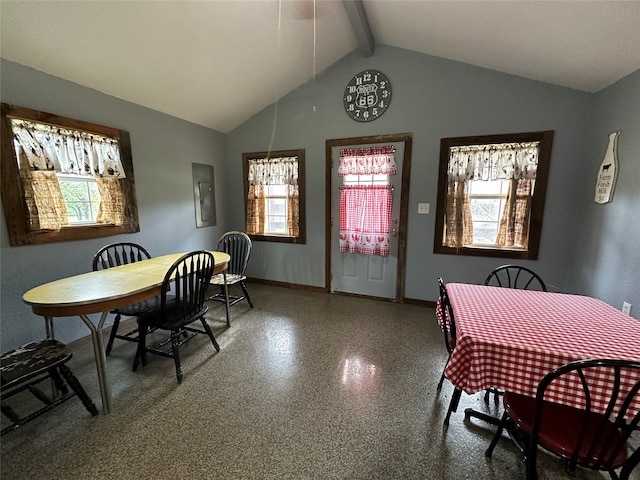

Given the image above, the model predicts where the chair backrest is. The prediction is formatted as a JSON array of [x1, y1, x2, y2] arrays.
[[216, 231, 252, 276], [437, 277, 457, 354], [159, 251, 215, 326], [92, 242, 151, 271], [529, 358, 640, 477], [484, 264, 547, 291]]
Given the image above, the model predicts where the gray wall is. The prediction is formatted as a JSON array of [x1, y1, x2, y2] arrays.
[[2, 44, 638, 352], [565, 69, 640, 313], [1, 59, 229, 351], [228, 45, 598, 300]]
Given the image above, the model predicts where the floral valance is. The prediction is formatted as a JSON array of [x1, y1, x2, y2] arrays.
[[447, 142, 540, 182], [11, 119, 126, 178], [338, 145, 397, 176], [247, 156, 298, 186]]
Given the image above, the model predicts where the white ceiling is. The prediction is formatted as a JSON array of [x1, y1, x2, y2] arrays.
[[2, 0, 639, 133]]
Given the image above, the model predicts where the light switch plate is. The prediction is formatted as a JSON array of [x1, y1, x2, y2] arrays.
[[418, 203, 430, 214]]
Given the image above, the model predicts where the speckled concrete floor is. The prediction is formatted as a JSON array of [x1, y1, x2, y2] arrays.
[[1, 284, 634, 480]]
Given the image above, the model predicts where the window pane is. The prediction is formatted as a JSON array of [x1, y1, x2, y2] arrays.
[[266, 216, 287, 233], [265, 198, 287, 234], [470, 198, 501, 221], [472, 221, 499, 245], [266, 184, 287, 196], [58, 177, 100, 224], [470, 180, 505, 194]]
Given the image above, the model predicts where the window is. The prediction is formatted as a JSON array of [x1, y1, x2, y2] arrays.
[[58, 175, 100, 224], [433, 131, 554, 260], [467, 179, 510, 245], [242, 149, 306, 244], [337, 145, 398, 256], [1, 103, 140, 246]]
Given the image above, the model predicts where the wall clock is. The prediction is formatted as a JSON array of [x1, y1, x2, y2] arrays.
[[343, 70, 392, 122]]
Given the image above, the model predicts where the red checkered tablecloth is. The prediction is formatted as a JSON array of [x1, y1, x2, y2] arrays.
[[443, 283, 640, 413]]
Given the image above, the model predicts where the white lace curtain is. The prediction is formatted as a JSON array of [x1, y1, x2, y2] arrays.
[[247, 156, 298, 185], [447, 142, 540, 182], [338, 145, 397, 176], [11, 119, 126, 178]]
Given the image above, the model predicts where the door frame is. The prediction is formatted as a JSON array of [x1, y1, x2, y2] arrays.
[[325, 132, 413, 302]]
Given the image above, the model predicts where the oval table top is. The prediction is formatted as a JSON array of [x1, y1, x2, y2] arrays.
[[23, 251, 230, 317]]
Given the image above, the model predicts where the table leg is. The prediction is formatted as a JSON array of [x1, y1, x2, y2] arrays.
[[464, 408, 501, 426], [223, 270, 231, 327], [44, 317, 57, 397], [78, 312, 112, 414], [45, 317, 55, 339]]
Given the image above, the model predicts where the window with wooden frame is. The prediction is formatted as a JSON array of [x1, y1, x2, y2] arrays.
[[1, 103, 140, 246], [242, 149, 306, 244], [433, 131, 553, 260]]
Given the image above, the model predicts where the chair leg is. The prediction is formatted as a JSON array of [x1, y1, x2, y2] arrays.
[[619, 448, 640, 480], [485, 411, 509, 458], [240, 281, 253, 308], [437, 355, 451, 390], [132, 323, 148, 371], [200, 318, 220, 352], [48, 367, 70, 396], [105, 313, 121, 356], [444, 387, 462, 426], [170, 331, 183, 383], [58, 364, 99, 416]]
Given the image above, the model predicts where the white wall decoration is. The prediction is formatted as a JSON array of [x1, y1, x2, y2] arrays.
[[594, 131, 620, 204]]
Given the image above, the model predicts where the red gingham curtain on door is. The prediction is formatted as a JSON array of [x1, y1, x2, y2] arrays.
[[339, 184, 392, 256]]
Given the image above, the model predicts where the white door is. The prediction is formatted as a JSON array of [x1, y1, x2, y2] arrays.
[[330, 142, 403, 299]]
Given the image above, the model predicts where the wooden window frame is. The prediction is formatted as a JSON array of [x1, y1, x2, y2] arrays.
[[1, 103, 140, 246], [433, 130, 554, 260], [242, 149, 306, 244]]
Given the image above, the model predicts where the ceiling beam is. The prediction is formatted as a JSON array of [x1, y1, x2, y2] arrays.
[[342, 0, 374, 57]]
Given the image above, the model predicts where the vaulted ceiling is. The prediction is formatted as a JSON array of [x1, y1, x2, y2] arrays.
[[2, 0, 639, 133]]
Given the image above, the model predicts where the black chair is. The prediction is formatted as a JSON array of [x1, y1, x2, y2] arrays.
[[133, 251, 220, 383], [436, 278, 464, 426], [484, 264, 547, 291], [208, 231, 253, 310], [485, 358, 640, 480], [483, 264, 548, 403], [1, 339, 98, 435], [92, 242, 159, 355], [436, 277, 456, 391], [438, 278, 504, 427]]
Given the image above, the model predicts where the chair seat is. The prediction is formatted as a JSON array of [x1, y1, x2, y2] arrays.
[[504, 391, 629, 469], [114, 296, 161, 316], [138, 297, 207, 331], [1, 339, 71, 389], [210, 273, 246, 286], [1, 339, 99, 435]]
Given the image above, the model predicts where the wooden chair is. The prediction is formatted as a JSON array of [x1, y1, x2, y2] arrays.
[[133, 251, 220, 383], [92, 242, 159, 355], [208, 231, 253, 312], [485, 358, 640, 480], [1, 339, 98, 435]]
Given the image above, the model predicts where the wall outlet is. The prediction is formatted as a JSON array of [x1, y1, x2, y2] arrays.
[[622, 302, 632, 315], [417, 203, 430, 214]]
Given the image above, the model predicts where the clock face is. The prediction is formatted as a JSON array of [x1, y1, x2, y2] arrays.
[[343, 70, 392, 122]]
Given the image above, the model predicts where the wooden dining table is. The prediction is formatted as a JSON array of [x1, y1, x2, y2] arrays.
[[23, 251, 230, 414], [443, 283, 640, 422]]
